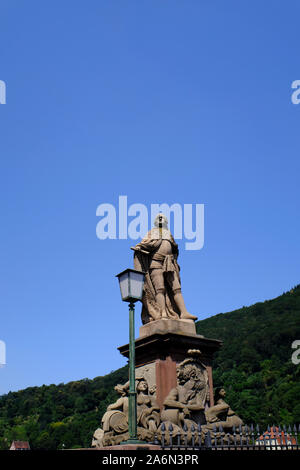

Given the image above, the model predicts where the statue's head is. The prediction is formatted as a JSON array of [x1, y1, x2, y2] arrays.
[[154, 213, 168, 229], [136, 377, 148, 393], [176, 367, 186, 385], [215, 387, 226, 401]]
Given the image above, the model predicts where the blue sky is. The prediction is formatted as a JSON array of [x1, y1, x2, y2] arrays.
[[0, 1, 299, 395]]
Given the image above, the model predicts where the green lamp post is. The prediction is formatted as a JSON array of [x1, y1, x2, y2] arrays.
[[116, 268, 145, 444]]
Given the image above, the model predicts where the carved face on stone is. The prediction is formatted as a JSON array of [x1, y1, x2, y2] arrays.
[[215, 387, 226, 401], [176, 368, 186, 385], [136, 379, 148, 392], [91, 428, 104, 448]]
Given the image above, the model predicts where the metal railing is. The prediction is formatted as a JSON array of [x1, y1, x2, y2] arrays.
[[152, 423, 300, 450]]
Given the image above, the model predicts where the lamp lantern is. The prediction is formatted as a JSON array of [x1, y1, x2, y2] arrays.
[[116, 268, 145, 303]]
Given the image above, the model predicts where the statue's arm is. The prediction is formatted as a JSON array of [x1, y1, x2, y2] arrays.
[[215, 400, 230, 412], [187, 399, 205, 411], [131, 246, 150, 255], [206, 402, 229, 421], [227, 407, 235, 416], [132, 231, 162, 254], [163, 389, 186, 409], [164, 400, 186, 409], [107, 397, 124, 411]]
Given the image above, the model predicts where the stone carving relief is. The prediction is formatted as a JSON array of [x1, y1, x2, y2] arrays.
[[92, 352, 243, 447], [204, 387, 243, 431], [95, 376, 160, 447], [162, 353, 208, 424]]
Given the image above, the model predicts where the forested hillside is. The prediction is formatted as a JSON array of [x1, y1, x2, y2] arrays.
[[195, 285, 300, 426], [0, 286, 299, 449], [0, 367, 128, 449]]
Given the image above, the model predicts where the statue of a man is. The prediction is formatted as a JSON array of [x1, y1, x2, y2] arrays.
[[132, 214, 197, 324]]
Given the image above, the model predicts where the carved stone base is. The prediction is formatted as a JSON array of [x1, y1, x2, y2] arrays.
[[118, 322, 222, 409], [93, 321, 245, 449]]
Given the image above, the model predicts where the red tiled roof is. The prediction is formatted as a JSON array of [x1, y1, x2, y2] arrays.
[[10, 441, 30, 450], [258, 427, 296, 445]]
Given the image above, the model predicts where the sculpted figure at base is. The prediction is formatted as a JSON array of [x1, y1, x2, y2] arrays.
[[132, 214, 197, 324], [136, 378, 160, 432], [92, 366, 244, 447], [101, 382, 129, 437], [98, 377, 160, 446], [204, 387, 243, 431], [91, 428, 104, 449]]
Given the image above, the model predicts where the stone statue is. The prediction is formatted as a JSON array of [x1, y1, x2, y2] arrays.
[[91, 222, 242, 448], [101, 382, 129, 437], [98, 377, 161, 446], [204, 387, 243, 431], [135, 378, 160, 432], [132, 214, 197, 324], [91, 428, 104, 448]]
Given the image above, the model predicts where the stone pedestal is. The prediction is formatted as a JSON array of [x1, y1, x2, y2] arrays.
[[139, 318, 198, 337], [118, 319, 222, 410]]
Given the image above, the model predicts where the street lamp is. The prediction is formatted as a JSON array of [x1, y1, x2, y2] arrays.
[[116, 268, 145, 444]]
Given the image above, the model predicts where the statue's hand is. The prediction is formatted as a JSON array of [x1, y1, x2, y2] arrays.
[[131, 246, 150, 255]]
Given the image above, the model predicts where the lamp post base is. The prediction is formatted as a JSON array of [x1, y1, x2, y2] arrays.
[[119, 438, 148, 445]]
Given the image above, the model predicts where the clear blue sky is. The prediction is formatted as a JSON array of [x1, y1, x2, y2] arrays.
[[0, 1, 299, 395]]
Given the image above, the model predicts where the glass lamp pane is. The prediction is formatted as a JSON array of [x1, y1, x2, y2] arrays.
[[118, 272, 129, 301], [129, 271, 145, 300]]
